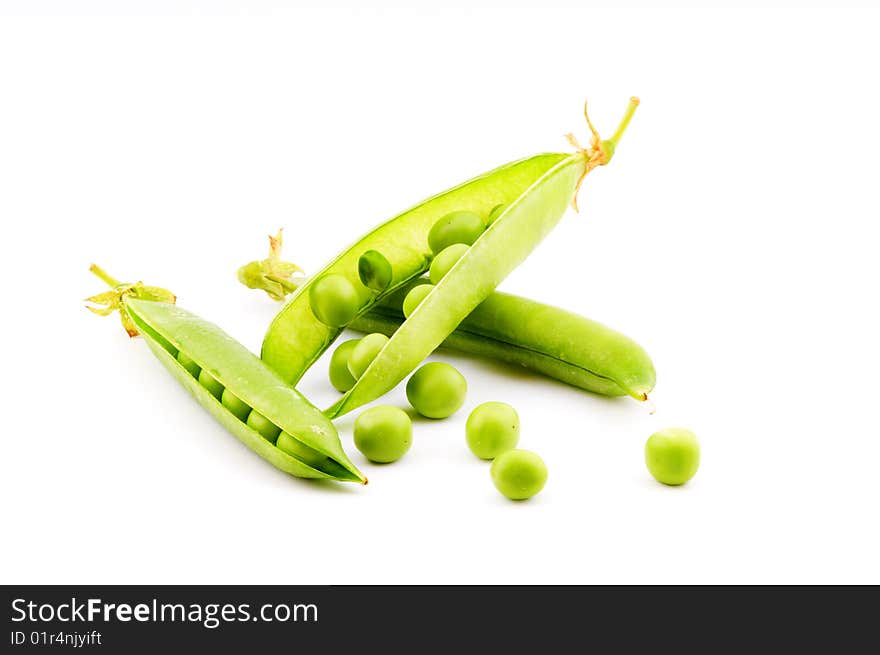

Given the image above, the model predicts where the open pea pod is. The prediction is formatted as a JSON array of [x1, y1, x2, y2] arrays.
[[126, 299, 365, 483], [325, 155, 587, 417], [87, 267, 365, 485], [261, 152, 570, 383], [263, 99, 640, 406], [322, 100, 640, 418]]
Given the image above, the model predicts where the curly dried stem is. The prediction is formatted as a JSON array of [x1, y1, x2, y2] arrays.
[[566, 97, 640, 212]]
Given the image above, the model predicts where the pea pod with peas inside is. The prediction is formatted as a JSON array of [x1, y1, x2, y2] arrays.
[[259, 98, 641, 418], [86, 265, 366, 484]]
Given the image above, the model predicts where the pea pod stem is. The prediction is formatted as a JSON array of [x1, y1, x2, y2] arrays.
[[89, 263, 121, 288], [607, 97, 640, 153]]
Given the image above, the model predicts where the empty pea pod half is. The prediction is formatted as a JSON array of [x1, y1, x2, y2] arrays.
[[86, 265, 366, 484], [259, 98, 640, 418]]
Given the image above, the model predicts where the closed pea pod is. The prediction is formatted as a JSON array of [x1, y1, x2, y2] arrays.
[[260, 98, 639, 397], [358, 282, 655, 400], [86, 266, 366, 484]]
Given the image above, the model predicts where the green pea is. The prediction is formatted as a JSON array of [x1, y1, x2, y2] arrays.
[[490, 449, 547, 500], [429, 243, 469, 284], [465, 401, 519, 460], [177, 351, 201, 378], [402, 283, 434, 318], [427, 210, 485, 254], [328, 339, 361, 392], [198, 369, 224, 400], [486, 203, 506, 225], [353, 405, 412, 463], [348, 333, 389, 379], [246, 410, 281, 443], [406, 362, 467, 419], [221, 388, 251, 421], [358, 250, 393, 292], [645, 428, 700, 486], [276, 431, 327, 469], [309, 274, 361, 327]]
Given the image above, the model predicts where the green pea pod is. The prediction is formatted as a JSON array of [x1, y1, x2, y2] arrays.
[[352, 281, 655, 400], [263, 99, 640, 413], [262, 153, 568, 382], [324, 99, 640, 417], [87, 267, 365, 484]]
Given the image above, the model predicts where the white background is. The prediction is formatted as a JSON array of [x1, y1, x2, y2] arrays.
[[2, 2, 879, 584]]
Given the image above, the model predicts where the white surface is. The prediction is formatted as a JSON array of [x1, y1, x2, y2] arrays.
[[2, 3, 879, 585]]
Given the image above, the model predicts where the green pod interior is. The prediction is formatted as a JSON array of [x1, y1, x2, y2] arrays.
[[125, 298, 365, 484], [261, 153, 569, 385], [326, 153, 587, 417]]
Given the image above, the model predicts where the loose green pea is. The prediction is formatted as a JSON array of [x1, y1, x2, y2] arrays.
[[328, 339, 360, 392], [486, 203, 506, 225], [429, 243, 469, 284], [406, 362, 467, 419], [309, 274, 361, 327], [427, 210, 485, 254], [466, 401, 519, 460], [402, 283, 434, 318], [358, 250, 393, 292], [221, 388, 251, 421], [353, 405, 412, 463], [491, 449, 547, 500], [177, 351, 201, 378], [348, 333, 389, 379], [645, 428, 700, 486], [246, 410, 281, 443], [198, 369, 224, 400], [276, 431, 327, 469]]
